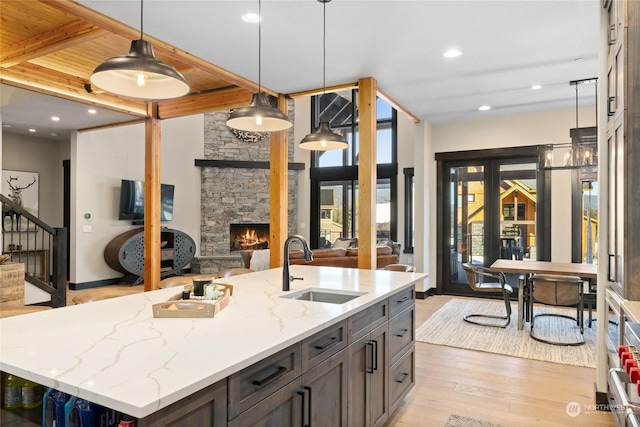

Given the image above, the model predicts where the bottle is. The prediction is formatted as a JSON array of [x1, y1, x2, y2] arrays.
[[3, 374, 24, 409], [21, 379, 42, 409]]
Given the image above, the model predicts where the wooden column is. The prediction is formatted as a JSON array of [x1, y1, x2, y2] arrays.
[[358, 77, 377, 269], [144, 103, 161, 291], [269, 94, 289, 267]]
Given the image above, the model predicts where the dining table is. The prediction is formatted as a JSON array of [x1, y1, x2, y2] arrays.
[[489, 259, 598, 330]]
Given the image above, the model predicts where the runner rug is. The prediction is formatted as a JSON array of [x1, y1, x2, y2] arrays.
[[416, 298, 597, 368], [444, 415, 506, 427]]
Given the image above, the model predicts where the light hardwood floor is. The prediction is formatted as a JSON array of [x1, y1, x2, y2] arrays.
[[387, 295, 616, 427], [66, 289, 616, 427]]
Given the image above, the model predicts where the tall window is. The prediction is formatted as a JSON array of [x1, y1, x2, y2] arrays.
[[309, 90, 398, 249]]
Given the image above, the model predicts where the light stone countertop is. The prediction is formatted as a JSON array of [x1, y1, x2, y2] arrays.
[[0, 265, 425, 418]]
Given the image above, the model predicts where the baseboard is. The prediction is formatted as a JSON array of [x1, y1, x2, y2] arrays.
[[69, 278, 121, 290], [416, 288, 436, 299], [595, 385, 610, 410]]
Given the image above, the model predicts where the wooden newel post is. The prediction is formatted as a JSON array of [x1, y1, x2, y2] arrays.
[[144, 103, 161, 291]]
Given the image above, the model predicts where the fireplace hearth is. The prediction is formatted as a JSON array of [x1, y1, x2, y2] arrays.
[[230, 223, 269, 252]]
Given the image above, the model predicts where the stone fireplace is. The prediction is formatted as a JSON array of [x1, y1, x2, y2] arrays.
[[191, 108, 298, 275], [230, 223, 269, 252]]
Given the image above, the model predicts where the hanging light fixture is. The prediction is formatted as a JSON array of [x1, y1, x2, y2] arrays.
[[226, 0, 292, 132], [90, 0, 189, 100], [299, 0, 348, 151]]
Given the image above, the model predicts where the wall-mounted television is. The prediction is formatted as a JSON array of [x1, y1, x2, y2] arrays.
[[118, 179, 174, 222]]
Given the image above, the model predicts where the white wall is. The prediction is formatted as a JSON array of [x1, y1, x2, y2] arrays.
[[71, 114, 203, 285], [1, 133, 68, 227]]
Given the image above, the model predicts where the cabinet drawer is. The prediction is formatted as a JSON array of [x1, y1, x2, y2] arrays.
[[389, 306, 415, 365], [228, 343, 301, 419], [349, 299, 388, 343], [389, 286, 415, 317], [301, 319, 348, 372], [389, 346, 415, 414]]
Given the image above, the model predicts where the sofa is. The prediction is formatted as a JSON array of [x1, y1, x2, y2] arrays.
[[287, 245, 399, 269]]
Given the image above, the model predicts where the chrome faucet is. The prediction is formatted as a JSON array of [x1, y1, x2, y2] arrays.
[[283, 235, 313, 291]]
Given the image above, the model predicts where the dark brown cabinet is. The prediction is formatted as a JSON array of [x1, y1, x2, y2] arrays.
[[348, 323, 389, 427], [302, 349, 349, 427], [604, 0, 640, 300]]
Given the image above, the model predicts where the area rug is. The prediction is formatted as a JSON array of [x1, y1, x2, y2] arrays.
[[416, 298, 597, 368], [444, 415, 505, 427]]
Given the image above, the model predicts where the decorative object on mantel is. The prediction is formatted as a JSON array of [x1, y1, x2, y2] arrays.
[[0, 254, 11, 264], [538, 78, 598, 170], [89, 0, 189, 100], [227, 109, 266, 142], [226, 0, 292, 132], [299, 0, 348, 151]]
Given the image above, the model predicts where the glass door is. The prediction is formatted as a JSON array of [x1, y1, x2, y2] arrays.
[[443, 162, 490, 295], [441, 158, 538, 296]]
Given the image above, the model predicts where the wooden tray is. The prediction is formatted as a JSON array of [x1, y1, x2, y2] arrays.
[[152, 284, 233, 318]]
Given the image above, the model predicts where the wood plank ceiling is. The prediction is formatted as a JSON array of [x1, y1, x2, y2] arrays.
[[0, 0, 274, 123]]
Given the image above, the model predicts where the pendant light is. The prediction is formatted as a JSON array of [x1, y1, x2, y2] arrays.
[[90, 0, 189, 100], [299, 0, 348, 151], [226, 0, 292, 132]]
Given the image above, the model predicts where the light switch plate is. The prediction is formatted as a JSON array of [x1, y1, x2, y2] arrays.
[[83, 225, 92, 233]]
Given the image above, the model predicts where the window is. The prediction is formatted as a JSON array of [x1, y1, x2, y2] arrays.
[[309, 90, 398, 249]]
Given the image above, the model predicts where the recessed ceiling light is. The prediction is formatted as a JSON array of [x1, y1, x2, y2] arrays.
[[2, 124, 11, 128], [242, 12, 260, 23], [51, 116, 60, 121], [88, 109, 97, 114], [478, 105, 491, 111], [443, 49, 462, 58], [574, 57, 584, 62], [51, 132, 58, 137], [29, 128, 36, 132], [531, 85, 542, 90]]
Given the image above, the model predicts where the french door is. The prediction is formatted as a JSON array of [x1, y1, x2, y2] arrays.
[[438, 149, 540, 296]]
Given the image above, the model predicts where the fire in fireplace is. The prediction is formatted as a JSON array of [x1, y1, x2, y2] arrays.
[[230, 223, 269, 252]]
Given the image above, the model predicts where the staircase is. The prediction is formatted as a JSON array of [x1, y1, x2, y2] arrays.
[[1, 194, 67, 308]]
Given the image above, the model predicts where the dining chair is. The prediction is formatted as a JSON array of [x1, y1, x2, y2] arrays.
[[383, 263, 416, 272], [528, 274, 584, 346], [461, 263, 513, 328]]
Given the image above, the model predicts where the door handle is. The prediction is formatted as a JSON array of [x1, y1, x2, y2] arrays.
[[366, 341, 374, 374], [372, 340, 379, 371], [608, 96, 616, 116], [608, 253, 616, 282], [252, 366, 287, 387], [304, 386, 312, 427]]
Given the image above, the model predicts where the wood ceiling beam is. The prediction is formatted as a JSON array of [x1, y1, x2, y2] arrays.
[[0, 21, 107, 68], [157, 87, 254, 119], [1, 65, 148, 117], [51, 0, 275, 97]]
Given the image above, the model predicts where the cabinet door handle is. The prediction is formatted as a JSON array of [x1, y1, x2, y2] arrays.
[[297, 390, 306, 427], [396, 373, 409, 384], [366, 342, 375, 374], [608, 253, 616, 282], [372, 340, 379, 372], [395, 328, 409, 338], [608, 96, 616, 116], [304, 386, 312, 427], [314, 336, 338, 351], [252, 366, 287, 387]]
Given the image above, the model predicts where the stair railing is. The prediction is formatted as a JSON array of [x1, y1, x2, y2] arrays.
[[1, 194, 67, 307]]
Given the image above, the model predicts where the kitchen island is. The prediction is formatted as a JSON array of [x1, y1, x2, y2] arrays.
[[0, 265, 424, 425]]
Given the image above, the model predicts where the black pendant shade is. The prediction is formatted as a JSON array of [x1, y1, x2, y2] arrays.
[[299, 121, 348, 151], [90, 39, 189, 100], [226, 92, 292, 132], [299, 0, 347, 151]]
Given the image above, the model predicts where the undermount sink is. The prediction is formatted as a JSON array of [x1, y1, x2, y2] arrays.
[[280, 288, 366, 304]]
